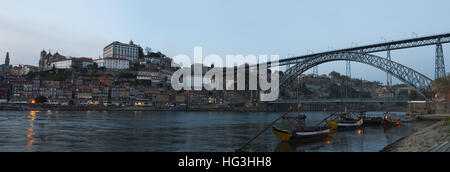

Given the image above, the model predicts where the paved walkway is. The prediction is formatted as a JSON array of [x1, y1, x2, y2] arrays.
[[382, 120, 449, 152], [418, 114, 450, 121], [424, 142, 449, 152]]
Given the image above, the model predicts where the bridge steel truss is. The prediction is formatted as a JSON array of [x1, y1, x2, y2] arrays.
[[279, 52, 433, 98], [436, 38, 446, 79], [274, 33, 450, 67]]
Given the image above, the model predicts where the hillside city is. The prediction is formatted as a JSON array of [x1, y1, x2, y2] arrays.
[[0, 40, 426, 111]]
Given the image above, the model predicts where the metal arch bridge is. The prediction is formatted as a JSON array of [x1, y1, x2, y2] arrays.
[[269, 33, 450, 68], [278, 52, 433, 98], [256, 33, 449, 99]]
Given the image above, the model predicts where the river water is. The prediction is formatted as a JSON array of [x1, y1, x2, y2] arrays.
[[0, 110, 433, 152]]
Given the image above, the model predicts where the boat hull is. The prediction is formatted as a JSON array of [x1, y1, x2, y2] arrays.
[[293, 129, 331, 139], [383, 114, 401, 126], [383, 118, 401, 126], [363, 117, 383, 126], [326, 119, 364, 130], [271, 126, 331, 142]]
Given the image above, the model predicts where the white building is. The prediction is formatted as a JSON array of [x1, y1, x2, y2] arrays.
[[104, 41, 140, 62], [51, 60, 72, 69], [137, 71, 162, 83], [51, 58, 94, 69], [95, 58, 129, 70]]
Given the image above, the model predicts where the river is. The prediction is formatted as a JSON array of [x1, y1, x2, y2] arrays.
[[0, 110, 433, 152]]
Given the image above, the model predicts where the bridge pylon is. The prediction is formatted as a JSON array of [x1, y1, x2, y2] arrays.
[[313, 66, 319, 76], [386, 46, 392, 87], [436, 39, 446, 79], [346, 60, 351, 98]]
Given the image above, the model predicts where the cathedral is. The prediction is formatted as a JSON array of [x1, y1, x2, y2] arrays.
[[39, 50, 67, 71]]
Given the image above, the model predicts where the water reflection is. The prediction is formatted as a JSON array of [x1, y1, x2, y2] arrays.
[[272, 125, 417, 152], [26, 111, 39, 151], [0, 111, 436, 152], [275, 138, 331, 152]]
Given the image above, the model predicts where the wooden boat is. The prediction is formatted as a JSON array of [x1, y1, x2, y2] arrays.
[[383, 113, 401, 126], [325, 118, 364, 130], [353, 111, 382, 126], [361, 116, 383, 126], [271, 125, 331, 142], [271, 61, 332, 142]]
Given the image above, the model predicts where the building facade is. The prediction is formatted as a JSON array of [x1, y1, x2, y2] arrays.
[[103, 41, 140, 62], [137, 71, 162, 83], [51, 58, 94, 69], [39, 50, 67, 71], [95, 57, 129, 69]]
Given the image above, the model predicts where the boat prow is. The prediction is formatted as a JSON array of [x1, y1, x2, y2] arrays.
[[271, 126, 293, 142]]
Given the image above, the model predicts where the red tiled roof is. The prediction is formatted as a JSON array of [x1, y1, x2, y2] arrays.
[[102, 57, 129, 61], [72, 57, 94, 62], [53, 57, 94, 63]]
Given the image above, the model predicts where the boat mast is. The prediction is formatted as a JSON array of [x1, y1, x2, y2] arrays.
[[296, 59, 300, 115], [295, 59, 305, 131], [360, 78, 364, 113], [340, 79, 345, 113]]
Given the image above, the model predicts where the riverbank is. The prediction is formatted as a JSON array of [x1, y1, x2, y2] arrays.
[[381, 116, 450, 152], [0, 105, 278, 112], [0, 103, 403, 113]]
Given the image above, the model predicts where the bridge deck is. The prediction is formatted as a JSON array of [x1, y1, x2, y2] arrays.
[[265, 33, 450, 67]]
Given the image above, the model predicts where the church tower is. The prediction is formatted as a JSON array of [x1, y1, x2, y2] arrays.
[[39, 50, 47, 70], [5, 52, 10, 67]]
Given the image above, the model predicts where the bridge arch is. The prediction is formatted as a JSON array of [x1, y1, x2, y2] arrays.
[[280, 52, 432, 98]]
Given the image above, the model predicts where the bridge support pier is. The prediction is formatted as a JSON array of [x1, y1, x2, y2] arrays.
[[346, 60, 351, 98], [313, 66, 319, 76], [436, 41, 446, 79], [386, 46, 392, 87]]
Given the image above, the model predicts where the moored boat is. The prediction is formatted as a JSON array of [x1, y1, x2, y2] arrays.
[[325, 118, 364, 130], [383, 113, 401, 126], [271, 125, 331, 142], [362, 116, 383, 126]]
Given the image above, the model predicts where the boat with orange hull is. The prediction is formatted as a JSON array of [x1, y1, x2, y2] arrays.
[[383, 113, 401, 126]]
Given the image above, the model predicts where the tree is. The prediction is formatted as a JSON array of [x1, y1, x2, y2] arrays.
[[432, 74, 450, 100], [87, 63, 98, 69], [35, 96, 48, 104], [329, 71, 341, 80], [145, 46, 152, 55], [409, 90, 419, 100]]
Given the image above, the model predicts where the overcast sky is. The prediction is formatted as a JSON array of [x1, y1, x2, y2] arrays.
[[0, 0, 449, 84]]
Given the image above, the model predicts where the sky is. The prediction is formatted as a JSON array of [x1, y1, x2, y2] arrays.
[[0, 0, 449, 84]]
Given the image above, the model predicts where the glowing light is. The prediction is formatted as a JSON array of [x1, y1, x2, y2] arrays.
[[26, 111, 37, 151], [358, 129, 362, 135], [28, 99, 37, 105], [26, 133, 34, 139]]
